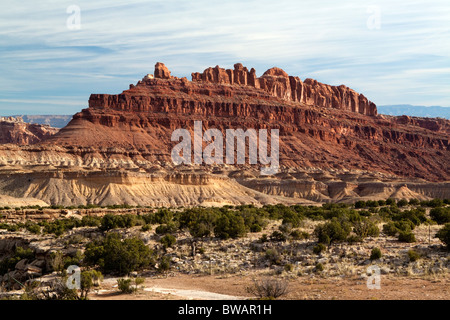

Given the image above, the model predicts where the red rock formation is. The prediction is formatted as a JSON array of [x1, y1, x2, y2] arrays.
[[0, 117, 59, 145], [44, 63, 450, 182], [191, 63, 377, 116], [154, 62, 172, 79]]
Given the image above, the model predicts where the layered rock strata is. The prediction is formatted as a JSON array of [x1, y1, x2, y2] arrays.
[[191, 63, 377, 116], [0, 116, 59, 145], [0, 62, 448, 206], [47, 63, 449, 182]]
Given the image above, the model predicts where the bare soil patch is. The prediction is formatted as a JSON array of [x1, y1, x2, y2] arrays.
[[89, 273, 449, 300]]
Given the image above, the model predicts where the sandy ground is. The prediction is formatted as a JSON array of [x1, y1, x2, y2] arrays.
[[89, 273, 450, 300]]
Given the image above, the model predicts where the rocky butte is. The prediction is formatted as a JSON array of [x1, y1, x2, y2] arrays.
[[0, 62, 448, 207]]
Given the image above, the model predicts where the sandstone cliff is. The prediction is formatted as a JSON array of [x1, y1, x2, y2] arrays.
[[192, 63, 377, 116], [0, 117, 59, 145], [0, 62, 448, 207], [46, 63, 449, 182]]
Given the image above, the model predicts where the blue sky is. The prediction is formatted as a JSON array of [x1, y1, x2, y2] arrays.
[[0, 0, 449, 115]]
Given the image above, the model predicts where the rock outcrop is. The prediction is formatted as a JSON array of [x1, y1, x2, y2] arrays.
[[154, 62, 172, 79], [192, 63, 377, 116], [0, 116, 59, 145]]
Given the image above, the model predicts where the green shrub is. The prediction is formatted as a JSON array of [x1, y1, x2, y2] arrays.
[[392, 208, 426, 226], [141, 224, 152, 232], [290, 230, 309, 240], [395, 220, 415, 231], [14, 246, 34, 260], [284, 263, 294, 272], [98, 214, 117, 231], [278, 223, 292, 234], [99, 214, 143, 231], [355, 201, 366, 209], [105, 204, 134, 210], [386, 198, 396, 206], [155, 223, 178, 235], [407, 249, 421, 262], [346, 235, 363, 244], [50, 251, 65, 273], [378, 207, 392, 220], [264, 249, 281, 265], [25, 221, 41, 234], [397, 199, 408, 207], [118, 277, 146, 293], [420, 199, 444, 208], [4, 224, 19, 232], [141, 213, 156, 225], [179, 209, 218, 238], [370, 247, 382, 260], [353, 219, 380, 238], [84, 233, 154, 275], [301, 207, 325, 221], [314, 218, 351, 245], [259, 234, 269, 243], [189, 219, 214, 238], [66, 234, 85, 245], [264, 204, 294, 221], [281, 210, 302, 228], [317, 233, 331, 245], [214, 211, 246, 240], [382, 220, 414, 238], [368, 207, 379, 214], [240, 208, 269, 231], [365, 200, 379, 208], [81, 216, 102, 227], [157, 255, 172, 274], [160, 234, 176, 248], [315, 263, 324, 272], [428, 199, 444, 208], [270, 231, 287, 242], [347, 211, 362, 222], [436, 223, 450, 249], [79, 270, 103, 299], [154, 208, 174, 225], [398, 231, 416, 243], [313, 243, 326, 255], [430, 207, 450, 225], [40, 218, 81, 236], [63, 250, 83, 269], [117, 278, 133, 294], [133, 277, 145, 291], [250, 224, 262, 232]]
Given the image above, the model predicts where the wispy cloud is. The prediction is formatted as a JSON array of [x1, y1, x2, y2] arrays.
[[0, 0, 449, 115]]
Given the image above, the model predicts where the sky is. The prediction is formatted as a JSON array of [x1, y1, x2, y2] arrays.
[[0, 0, 449, 115]]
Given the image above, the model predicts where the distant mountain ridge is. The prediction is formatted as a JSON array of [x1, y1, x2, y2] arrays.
[[378, 105, 450, 119], [13, 115, 72, 128]]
